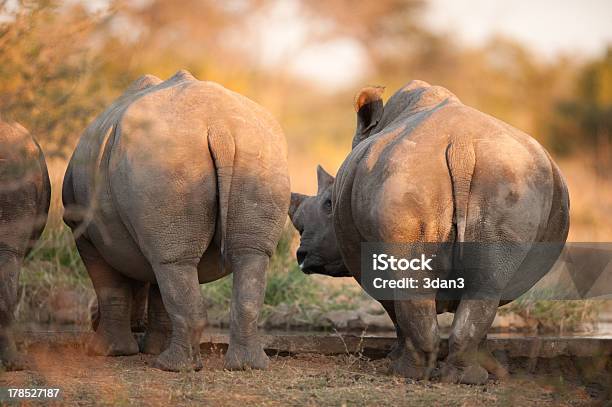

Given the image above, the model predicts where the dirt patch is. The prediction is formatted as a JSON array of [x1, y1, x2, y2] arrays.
[[1, 341, 609, 406]]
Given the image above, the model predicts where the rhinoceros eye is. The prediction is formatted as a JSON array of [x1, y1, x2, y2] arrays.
[[323, 199, 332, 213]]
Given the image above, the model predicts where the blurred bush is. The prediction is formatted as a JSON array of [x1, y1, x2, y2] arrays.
[[3, 0, 610, 328], [1, 0, 610, 164], [550, 50, 612, 173]]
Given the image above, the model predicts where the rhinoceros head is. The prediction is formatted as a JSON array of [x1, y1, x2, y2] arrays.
[[288, 165, 350, 277]]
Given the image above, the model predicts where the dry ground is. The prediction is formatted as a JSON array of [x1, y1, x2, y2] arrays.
[[1, 341, 609, 406]]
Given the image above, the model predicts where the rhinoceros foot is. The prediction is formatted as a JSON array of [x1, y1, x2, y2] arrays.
[[224, 342, 269, 371], [153, 345, 203, 372], [439, 363, 489, 385], [86, 330, 139, 357], [0, 350, 30, 371], [476, 346, 509, 380], [139, 329, 170, 355], [388, 357, 428, 380], [386, 339, 405, 361]]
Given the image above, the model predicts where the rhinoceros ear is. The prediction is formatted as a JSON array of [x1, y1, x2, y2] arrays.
[[289, 192, 307, 220], [353, 86, 385, 149], [316, 165, 335, 195]]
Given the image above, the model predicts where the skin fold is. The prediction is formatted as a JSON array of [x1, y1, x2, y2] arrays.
[[63, 70, 290, 372], [0, 120, 50, 371], [289, 81, 569, 385]]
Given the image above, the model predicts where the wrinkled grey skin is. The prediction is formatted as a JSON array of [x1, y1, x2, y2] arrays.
[[0, 120, 50, 371], [63, 70, 290, 371], [289, 81, 569, 384]]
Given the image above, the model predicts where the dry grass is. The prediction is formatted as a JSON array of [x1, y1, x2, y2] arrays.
[[1, 342, 607, 406]]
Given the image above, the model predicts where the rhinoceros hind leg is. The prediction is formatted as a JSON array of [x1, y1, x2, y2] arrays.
[[224, 249, 270, 371], [390, 299, 439, 380], [385, 333, 405, 361], [140, 284, 172, 355], [151, 261, 205, 372], [379, 300, 404, 361], [76, 237, 139, 356], [440, 298, 499, 384], [0, 253, 28, 371], [477, 341, 509, 380]]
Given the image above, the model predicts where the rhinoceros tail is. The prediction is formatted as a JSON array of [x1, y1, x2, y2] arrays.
[[446, 135, 475, 248], [208, 126, 235, 266]]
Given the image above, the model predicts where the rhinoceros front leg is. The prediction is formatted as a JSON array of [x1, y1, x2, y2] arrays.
[[90, 280, 149, 333], [0, 251, 27, 371], [152, 261, 205, 372], [390, 298, 440, 380], [76, 237, 139, 356], [476, 338, 509, 380], [379, 299, 405, 360], [130, 281, 149, 333], [140, 283, 172, 355], [224, 249, 269, 370], [440, 298, 499, 384]]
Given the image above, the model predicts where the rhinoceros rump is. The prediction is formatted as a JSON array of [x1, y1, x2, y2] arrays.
[[63, 70, 290, 371], [0, 120, 50, 371], [289, 81, 569, 384]]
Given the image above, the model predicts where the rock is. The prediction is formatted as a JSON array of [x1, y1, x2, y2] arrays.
[[437, 312, 454, 329], [350, 312, 395, 331], [356, 301, 387, 316], [492, 312, 537, 331], [322, 310, 360, 330], [323, 308, 395, 331], [207, 309, 229, 328], [264, 303, 300, 329], [49, 289, 91, 325]]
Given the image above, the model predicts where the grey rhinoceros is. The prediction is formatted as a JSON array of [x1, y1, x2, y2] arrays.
[[63, 70, 290, 371], [289, 81, 569, 384], [0, 120, 50, 370]]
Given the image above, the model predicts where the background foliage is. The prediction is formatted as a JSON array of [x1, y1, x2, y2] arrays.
[[1, 0, 610, 330], [1, 0, 610, 163]]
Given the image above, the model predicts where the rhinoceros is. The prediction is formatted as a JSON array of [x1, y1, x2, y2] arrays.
[[289, 81, 569, 384], [0, 120, 50, 370], [63, 70, 290, 371]]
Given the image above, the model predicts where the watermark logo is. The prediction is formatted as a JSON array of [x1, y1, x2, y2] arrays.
[[372, 253, 434, 271], [360, 242, 612, 301]]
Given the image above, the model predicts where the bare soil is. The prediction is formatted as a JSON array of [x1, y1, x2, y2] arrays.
[[1, 340, 610, 406]]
